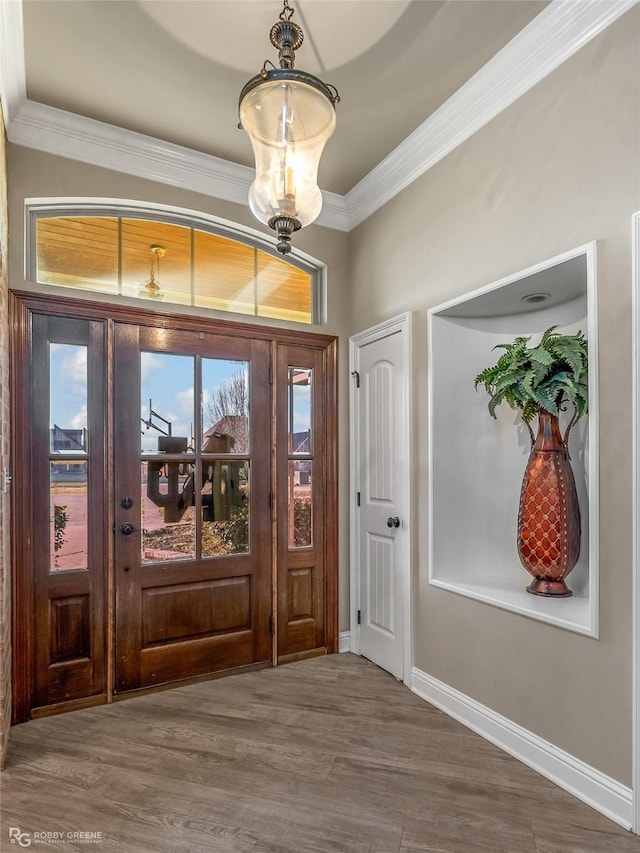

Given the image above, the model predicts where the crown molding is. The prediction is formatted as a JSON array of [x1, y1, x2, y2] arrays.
[[1, 0, 637, 233], [7, 100, 350, 232], [0, 1, 348, 231], [0, 0, 26, 125], [344, 0, 638, 229], [10, 99, 251, 202]]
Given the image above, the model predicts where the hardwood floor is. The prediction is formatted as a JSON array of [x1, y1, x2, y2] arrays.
[[2, 654, 639, 852]]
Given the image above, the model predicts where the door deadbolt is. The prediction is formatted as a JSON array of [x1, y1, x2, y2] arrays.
[[120, 522, 135, 536], [120, 497, 133, 509], [386, 516, 400, 528]]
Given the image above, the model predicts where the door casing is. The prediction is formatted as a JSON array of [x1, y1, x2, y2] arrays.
[[10, 290, 339, 722]]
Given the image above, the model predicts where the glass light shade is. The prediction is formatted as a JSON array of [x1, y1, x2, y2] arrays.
[[240, 78, 336, 228]]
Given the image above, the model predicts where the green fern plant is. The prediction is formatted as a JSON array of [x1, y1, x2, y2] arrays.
[[474, 326, 588, 446]]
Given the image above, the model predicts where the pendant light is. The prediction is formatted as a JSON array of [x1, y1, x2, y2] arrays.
[[238, 0, 340, 255], [139, 245, 166, 300]]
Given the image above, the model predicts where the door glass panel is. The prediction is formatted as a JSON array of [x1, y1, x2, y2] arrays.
[[202, 359, 249, 454], [288, 461, 312, 548], [141, 352, 195, 453], [288, 367, 312, 454], [50, 461, 88, 572], [201, 461, 250, 557], [50, 343, 88, 452], [141, 460, 196, 562]]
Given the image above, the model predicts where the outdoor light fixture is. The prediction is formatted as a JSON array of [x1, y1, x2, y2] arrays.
[[238, 0, 340, 255], [139, 245, 166, 300]]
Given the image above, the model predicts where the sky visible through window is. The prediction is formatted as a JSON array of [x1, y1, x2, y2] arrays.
[[50, 344, 88, 438], [49, 346, 311, 452]]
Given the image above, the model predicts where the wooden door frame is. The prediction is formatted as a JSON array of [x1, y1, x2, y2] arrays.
[[349, 312, 413, 686], [10, 290, 338, 723]]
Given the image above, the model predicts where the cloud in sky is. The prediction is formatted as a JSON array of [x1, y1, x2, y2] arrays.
[[175, 387, 194, 416], [50, 344, 88, 430], [70, 404, 88, 431], [140, 351, 165, 382], [51, 343, 87, 393], [292, 384, 311, 433]]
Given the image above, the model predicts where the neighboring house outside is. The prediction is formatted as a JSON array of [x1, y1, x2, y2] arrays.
[[204, 416, 247, 454], [50, 425, 86, 453], [292, 431, 311, 486], [50, 426, 87, 477]]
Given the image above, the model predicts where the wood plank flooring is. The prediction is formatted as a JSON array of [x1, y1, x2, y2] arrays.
[[2, 654, 639, 852]]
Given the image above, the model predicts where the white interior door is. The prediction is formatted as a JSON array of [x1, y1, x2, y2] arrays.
[[351, 314, 411, 682]]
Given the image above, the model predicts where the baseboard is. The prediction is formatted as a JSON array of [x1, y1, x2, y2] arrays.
[[339, 632, 351, 653], [411, 666, 634, 831]]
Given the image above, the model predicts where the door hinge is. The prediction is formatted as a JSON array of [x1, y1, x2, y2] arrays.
[[269, 615, 275, 636], [268, 491, 273, 510], [351, 370, 360, 388], [268, 364, 273, 385], [356, 491, 361, 507], [357, 609, 361, 625]]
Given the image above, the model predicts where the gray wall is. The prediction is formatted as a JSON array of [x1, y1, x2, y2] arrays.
[[348, 8, 639, 785], [6, 147, 352, 632]]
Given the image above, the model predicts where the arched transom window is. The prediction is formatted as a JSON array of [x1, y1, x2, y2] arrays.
[[28, 204, 321, 324]]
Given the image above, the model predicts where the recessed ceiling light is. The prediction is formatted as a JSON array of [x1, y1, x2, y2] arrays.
[[521, 292, 551, 304]]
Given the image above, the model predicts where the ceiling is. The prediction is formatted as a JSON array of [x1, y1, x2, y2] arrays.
[[21, 0, 548, 197]]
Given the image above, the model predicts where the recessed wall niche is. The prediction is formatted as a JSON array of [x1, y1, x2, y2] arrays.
[[428, 244, 598, 636]]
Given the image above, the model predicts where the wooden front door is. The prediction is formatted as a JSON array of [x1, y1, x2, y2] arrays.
[[113, 324, 272, 692], [12, 294, 338, 722]]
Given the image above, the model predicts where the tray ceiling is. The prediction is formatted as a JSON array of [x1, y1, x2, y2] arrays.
[[22, 0, 548, 196]]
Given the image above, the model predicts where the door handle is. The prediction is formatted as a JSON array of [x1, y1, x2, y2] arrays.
[[387, 516, 400, 528], [119, 522, 135, 536]]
